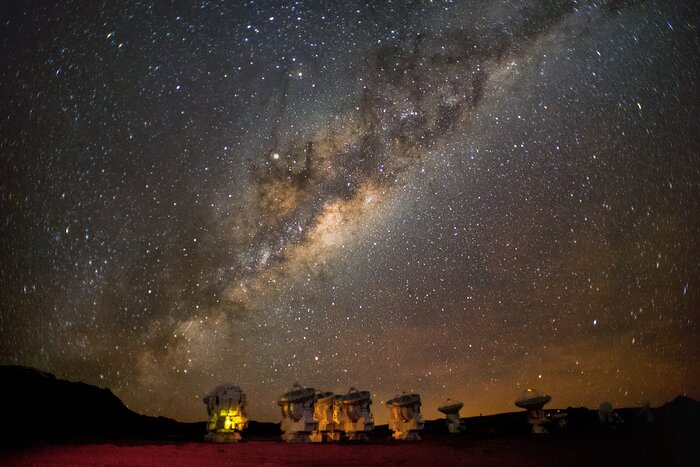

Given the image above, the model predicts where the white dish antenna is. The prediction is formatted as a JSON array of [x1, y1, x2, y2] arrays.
[[438, 399, 464, 433], [438, 399, 464, 415], [515, 388, 552, 410], [311, 391, 342, 442], [339, 387, 374, 440], [203, 384, 248, 442], [278, 383, 318, 442], [386, 393, 424, 440], [515, 388, 551, 434]]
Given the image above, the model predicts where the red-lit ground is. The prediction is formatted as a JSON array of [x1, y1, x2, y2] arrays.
[[4, 432, 692, 467]]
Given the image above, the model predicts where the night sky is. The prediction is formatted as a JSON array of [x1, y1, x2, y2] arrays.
[[1, 0, 699, 424]]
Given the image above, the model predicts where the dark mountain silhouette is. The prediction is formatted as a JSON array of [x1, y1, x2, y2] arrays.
[[0, 365, 205, 444]]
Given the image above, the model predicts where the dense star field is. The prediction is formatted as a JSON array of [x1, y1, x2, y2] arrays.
[[1, 1, 698, 423]]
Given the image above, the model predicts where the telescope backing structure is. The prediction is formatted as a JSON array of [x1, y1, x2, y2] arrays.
[[386, 393, 424, 440], [311, 392, 342, 442], [338, 387, 374, 440], [310, 387, 374, 442], [598, 401, 623, 426], [437, 399, 465, 433], [278, 384, 318, 443], [203, 384, 248, 442], [515, 388, 551, 434]]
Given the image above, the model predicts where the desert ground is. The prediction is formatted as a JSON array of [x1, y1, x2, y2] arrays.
[[4, 430, 696, 466]]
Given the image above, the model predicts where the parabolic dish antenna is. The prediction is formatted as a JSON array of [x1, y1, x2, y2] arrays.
[[438, 399, 464, 415], [438, 398, 465, 434], [515, 388, 551, 410], [278, 384, 316, 405], [386, 393, 421, 407], [386, 393, 424, 440], [515, 388, 551, 434], [278, 383, 318, 443], [338, 387, 374, 440], [341, 388, 371, 406]]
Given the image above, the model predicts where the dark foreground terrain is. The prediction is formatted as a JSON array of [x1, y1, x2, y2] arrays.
[[1, 366, 698, 466], [4, 430, 698, 467]]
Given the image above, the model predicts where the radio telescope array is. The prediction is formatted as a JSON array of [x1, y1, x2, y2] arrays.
[[278, 384, 375, 443], [202, 382, 574, 442]]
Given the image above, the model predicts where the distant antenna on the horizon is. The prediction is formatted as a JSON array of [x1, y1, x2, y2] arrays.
[[438, 399, 465, 434], [515, 388, 551, 434], [598, 401, 623, 427]]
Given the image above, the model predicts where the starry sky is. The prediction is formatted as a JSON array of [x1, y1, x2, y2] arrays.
[[1, 0, 699, 424]]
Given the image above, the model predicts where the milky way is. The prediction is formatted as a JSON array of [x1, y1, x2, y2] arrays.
[[1, 0, 699, 423]]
